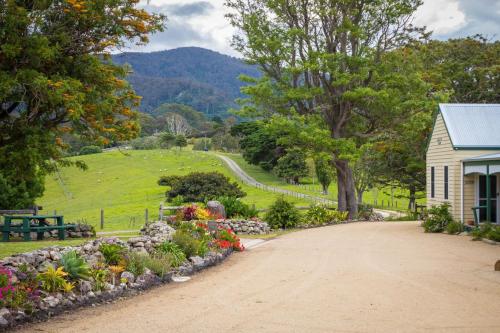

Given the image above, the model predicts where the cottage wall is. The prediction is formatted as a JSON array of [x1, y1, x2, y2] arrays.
[[426, 113, 500, 222]]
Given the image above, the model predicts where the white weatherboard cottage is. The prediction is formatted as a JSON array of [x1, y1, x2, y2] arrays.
[[426, 104, 500, 225]]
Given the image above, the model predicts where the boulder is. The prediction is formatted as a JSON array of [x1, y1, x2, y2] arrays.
[[207, 201, 226, 219], [121, 271, 135, 284]]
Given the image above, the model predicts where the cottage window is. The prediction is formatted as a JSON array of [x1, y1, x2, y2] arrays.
[[444, 166, 448, 199], [431, 167, 435, 198]]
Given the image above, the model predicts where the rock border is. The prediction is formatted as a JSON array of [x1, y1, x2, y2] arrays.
[[5, 248, 233, 332]]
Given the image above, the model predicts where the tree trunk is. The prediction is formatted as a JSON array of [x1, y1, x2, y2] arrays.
[[334, 159, 358, 218], [336, 162, 347, 212], [344, 163, 358, 219], [408, 185, 416, 212], [322, 183, 329, 195], [357, 189, 364, 204]]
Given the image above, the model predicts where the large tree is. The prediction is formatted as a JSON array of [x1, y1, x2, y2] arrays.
[[0, 0, 165, 208], [225, 0, 426, 217]]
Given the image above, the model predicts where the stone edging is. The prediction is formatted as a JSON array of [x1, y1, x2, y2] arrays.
[[7, 248, 233, 332]]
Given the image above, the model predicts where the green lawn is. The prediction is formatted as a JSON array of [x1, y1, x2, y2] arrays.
[[37, 149, 311, 231], [221, 153, 425, 211], [0, 239, 92, 258]]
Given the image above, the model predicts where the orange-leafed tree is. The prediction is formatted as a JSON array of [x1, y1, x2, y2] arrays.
[[0, 0, 165, 208]]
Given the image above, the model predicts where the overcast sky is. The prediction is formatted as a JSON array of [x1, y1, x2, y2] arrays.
[[132, 0, 500, 56]]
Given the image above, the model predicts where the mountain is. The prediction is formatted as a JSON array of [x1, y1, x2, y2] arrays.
[[112, 47, 260, 117]]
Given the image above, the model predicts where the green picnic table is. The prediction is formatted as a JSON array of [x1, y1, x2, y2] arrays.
[[1, 215, 75, 242]]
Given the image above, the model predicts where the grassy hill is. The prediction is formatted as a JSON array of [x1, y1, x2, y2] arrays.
[[38, 150, 309, 231]]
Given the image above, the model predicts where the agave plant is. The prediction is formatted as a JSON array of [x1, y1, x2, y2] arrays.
[[60, 250, 91, 280]]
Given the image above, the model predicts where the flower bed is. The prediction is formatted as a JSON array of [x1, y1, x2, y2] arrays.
[[0, 221, 242, 330]]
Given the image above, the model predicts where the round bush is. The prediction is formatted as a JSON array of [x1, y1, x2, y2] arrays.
[[264, 197, 301, 229], [79, 145, 102, 155]]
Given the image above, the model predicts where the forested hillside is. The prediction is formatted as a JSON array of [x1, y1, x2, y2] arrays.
[[112, 47, 260, 117]]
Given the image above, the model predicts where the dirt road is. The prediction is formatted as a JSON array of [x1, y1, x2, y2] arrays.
[[19, 223, 500, 333]]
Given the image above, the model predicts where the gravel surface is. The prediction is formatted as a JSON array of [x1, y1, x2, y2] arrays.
[[18, 222, 500, 333]]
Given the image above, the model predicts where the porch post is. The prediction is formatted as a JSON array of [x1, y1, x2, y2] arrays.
[[461, 162, 464, 223], [486, 164, 491, 222]]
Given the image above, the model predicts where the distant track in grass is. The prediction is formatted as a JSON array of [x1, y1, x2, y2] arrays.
[[217, 154, 335, 206], [217, 154, 395, 218]]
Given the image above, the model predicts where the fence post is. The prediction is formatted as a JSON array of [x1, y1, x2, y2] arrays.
[[159, 203, 163, 221], [145, 208, 149, 226], [100, 208, 104, 230]]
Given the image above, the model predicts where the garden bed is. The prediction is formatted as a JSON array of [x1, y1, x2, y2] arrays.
[[0, 221, 241, 331]]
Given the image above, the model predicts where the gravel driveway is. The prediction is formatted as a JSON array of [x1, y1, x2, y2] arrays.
[[19, 222, 500, 333]]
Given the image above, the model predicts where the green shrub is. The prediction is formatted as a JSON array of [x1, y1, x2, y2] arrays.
[[130, 136, 159, 150], [303, 205, 331, 226], [218, 196, 258, 219], [445, 221, 463, 235], [422, 203, 454, 233], [99, 243, 126, 266], [264, 197, 301, 229], [79, 145, 102, 155], [330, 210, 349, 223], [192, 138, 212, 151], [156, 242, 186, 267], [471, 222, 493, 240], [144, 253, 172, 278], [60, 250, 90, 280], [486, 226, 500, 242], [126, 252, 147, 277], [172, 230, 203, 258], [160, 172, 246, 202]]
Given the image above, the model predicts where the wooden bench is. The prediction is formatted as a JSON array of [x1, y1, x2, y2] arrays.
[[1, 215, 76, 242]]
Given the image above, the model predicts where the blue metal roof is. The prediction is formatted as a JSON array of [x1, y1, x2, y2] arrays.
[[439, 104, 500, 149]]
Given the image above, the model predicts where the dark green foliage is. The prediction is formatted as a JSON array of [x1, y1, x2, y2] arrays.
[[175, 135, 188, 149], [303, 205, 332, 226], [218, 196, 258, 219], [159, 132, 176, 149], [112, 47, 261, 116], [264, 197, 301, 229], [231, 122, 283, 171], [471, 222, 496, 241], [314, 154, 334, 194], [422, 203, 454, 233], [156, 242, 186, 267], [192, 138, 212, 151], [0, 0, 163, 209], [79, 146, 102, 156], [99, 244, 126, 266], [486, 226, 500, 242], [162, 172, 246, 202], [445, 221, 463, 235], [274, 149, 309, 183], [60, 250, 91, 280], [129, 136, 160, 150], [158, 175, 182, 187], [172, 231, 204, 258]]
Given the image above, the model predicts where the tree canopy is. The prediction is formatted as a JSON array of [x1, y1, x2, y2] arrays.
[[0, 0, 165, 208], [225, 0, 428, 217]]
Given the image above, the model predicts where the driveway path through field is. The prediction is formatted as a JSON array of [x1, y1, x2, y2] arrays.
[[19, 222, 500, 333]]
